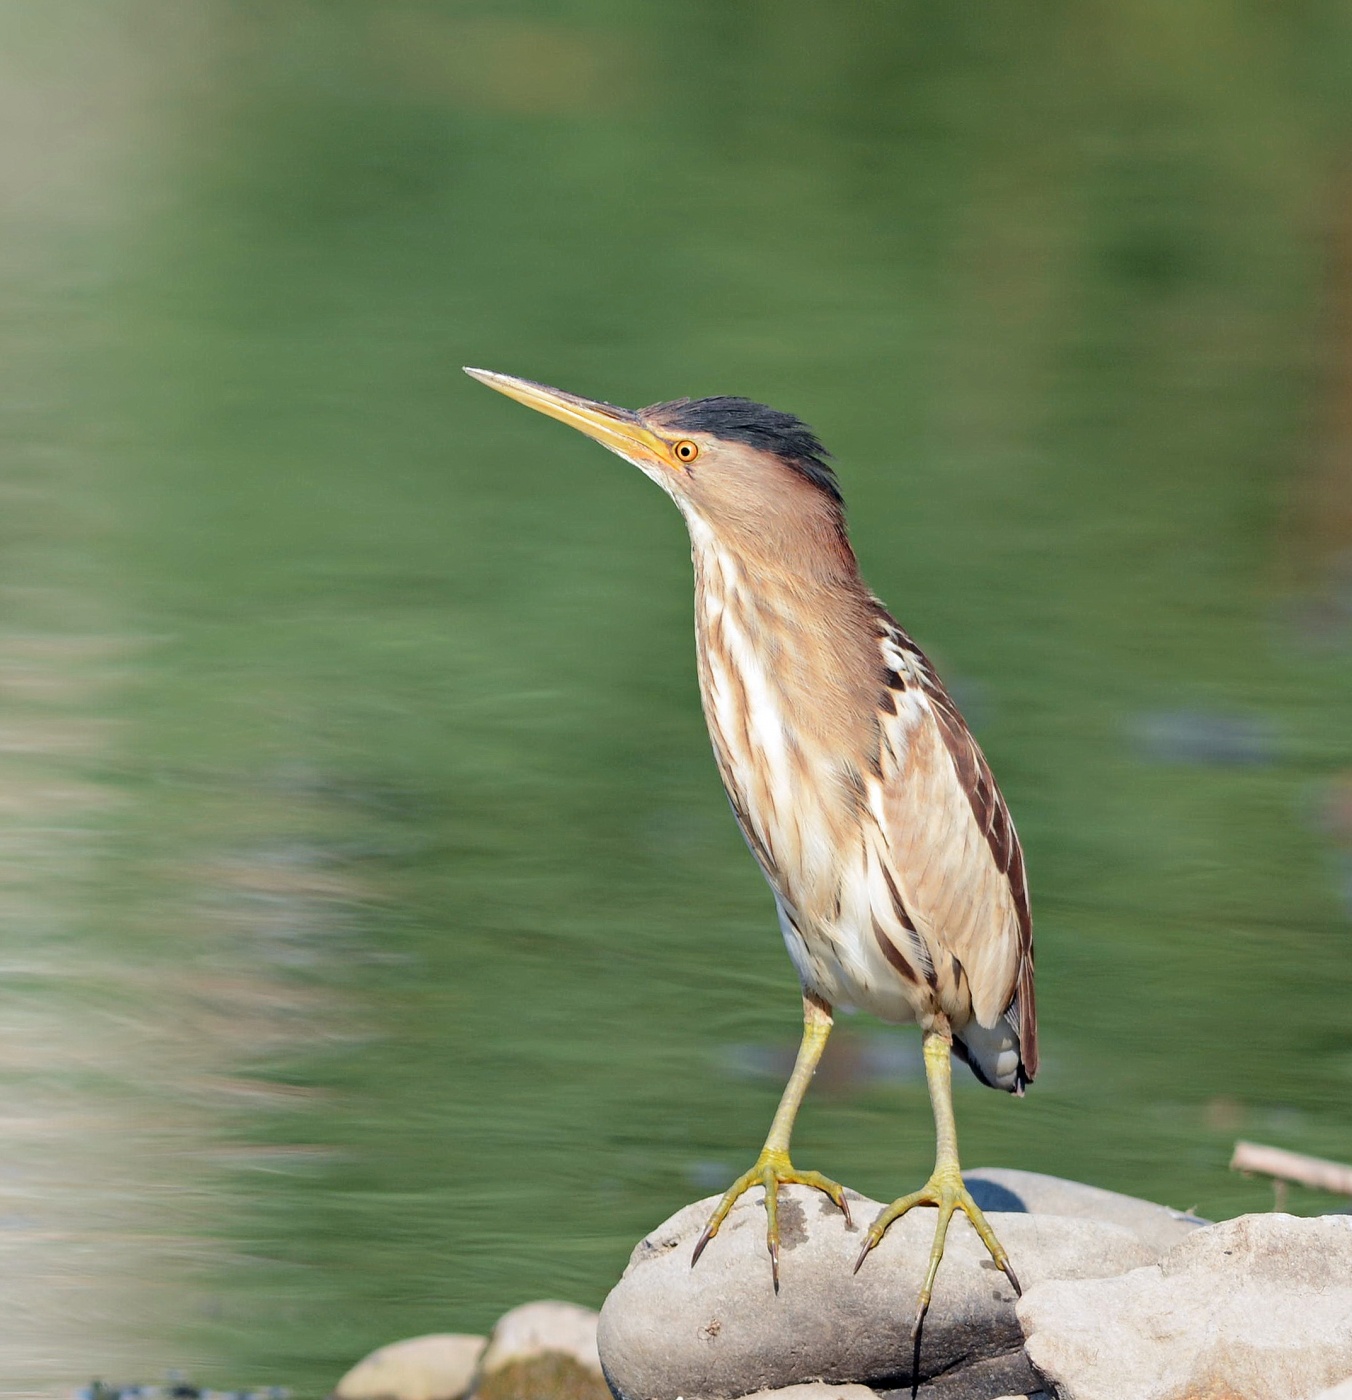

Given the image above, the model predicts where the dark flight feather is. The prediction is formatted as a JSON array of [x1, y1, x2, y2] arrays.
[[872, 607, 1038, 1091]]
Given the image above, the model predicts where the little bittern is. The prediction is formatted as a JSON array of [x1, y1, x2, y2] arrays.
[[466, 368, 1036, 1326]]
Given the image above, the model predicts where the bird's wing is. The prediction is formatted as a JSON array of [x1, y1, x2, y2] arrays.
[[870, 613, 1037, 1080]]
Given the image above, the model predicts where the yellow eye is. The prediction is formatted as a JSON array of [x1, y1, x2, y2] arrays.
[[673, 439, 700, 463]]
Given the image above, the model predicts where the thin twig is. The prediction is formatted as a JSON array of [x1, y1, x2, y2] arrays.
[[1230, 1140, 1352, 1198]]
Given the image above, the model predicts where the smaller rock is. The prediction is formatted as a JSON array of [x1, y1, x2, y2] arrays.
[[475, 1302, 607, 1400], [474, 1355, 609, 1400], [876, 1352, 1043, 1400], [964, 1168, 1205, 1255], [334, 1333, 486, 1400], [479, 1300, 601, 1375]]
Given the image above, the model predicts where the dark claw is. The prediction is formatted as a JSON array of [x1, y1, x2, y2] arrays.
[[852, 1236, 873, 1275], [1001, 1260, 1022, 1297], [691, 1226, 714, 1268], [907, 1320, 924, 1400], [839, 1193, 853, 1229], [769, 1238, 780, 1292], [912, 1294, 931, 1337]]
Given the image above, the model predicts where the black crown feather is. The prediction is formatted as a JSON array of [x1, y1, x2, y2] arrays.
[[649, 396, 840, 504]]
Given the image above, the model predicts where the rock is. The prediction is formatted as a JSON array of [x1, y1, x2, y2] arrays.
[[963, 1168, 1205, 1255], [1313, 1383, 1352, 1400], [479, 1300, 602, 1375], [597, 1187, 1158, 1400], [474, 1355, 610, 1400], [736, 1386, 880, 1400], [876, 1352, 1044, 1400], [1019, 1212, 1352, 1400], [476, 1302, 607, 1400], [334, 1333, 486, 1400]]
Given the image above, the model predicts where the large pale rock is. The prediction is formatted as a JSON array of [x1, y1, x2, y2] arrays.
[[963, 1169, 1205, 1254], [1313, 1383, 1352, 1400], [1019, 1212, 1352, 1400], [334, 1333, 486, 1400], [598, 1187, 1157, 1400]]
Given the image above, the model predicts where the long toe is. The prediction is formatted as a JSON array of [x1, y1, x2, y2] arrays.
[[692, 1150, 850, 1285], [853, 1185, 936, 1273], [854, 1167, 1020, 1322], [948, 1177, 1017, 1285]]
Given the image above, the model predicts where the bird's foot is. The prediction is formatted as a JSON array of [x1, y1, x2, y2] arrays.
[[692, 1148, 851, 1289], [853, 1161, 1021, 1329]]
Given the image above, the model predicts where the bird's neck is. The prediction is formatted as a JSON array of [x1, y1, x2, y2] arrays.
[[680, 490, 859, 591], [685, 509, 883, 758]]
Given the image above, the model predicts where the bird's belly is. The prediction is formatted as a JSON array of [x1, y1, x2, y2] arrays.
[[774, 892, 926, 1027]]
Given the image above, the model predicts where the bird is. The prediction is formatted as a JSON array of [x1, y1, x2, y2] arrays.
[[464, 367, 1036, 1328]]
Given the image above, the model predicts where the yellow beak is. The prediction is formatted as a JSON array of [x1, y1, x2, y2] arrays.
[[464, 368, 673, 472]]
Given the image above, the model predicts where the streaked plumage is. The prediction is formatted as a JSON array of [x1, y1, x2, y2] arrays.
[[466, 368, 1035, 1331], [653, 396, 1036, 1092]]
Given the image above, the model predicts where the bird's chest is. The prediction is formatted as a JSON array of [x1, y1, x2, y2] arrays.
[[691, 568, 870, 920]]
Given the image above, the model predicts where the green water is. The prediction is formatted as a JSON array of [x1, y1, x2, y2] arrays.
[[4, 2, 1352, 1394]]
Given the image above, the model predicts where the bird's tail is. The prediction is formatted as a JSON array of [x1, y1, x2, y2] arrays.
[[953, 1006, 1032, 1096]]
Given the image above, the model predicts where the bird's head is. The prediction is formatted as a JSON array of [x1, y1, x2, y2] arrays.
[[465, 368, 846, 559]]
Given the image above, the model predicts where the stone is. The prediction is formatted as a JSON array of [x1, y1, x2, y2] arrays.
[[597, 1187, 1158, 1400], [474, 1301, 608, 1400], [1018, 1212, 1352, 1400], [333, 1333, 486, 1400], [963, 1168, 1205, 1255], [479, 1300, 602, 1376], [736, 1386, 880, 1400], [877, 1353, 1043, 1400], [474, 1355, 610, 1400], [1313, 1383, 1352, 1400]]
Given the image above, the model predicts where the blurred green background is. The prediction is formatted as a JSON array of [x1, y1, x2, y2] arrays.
[[3, 1, 1352, 1393]]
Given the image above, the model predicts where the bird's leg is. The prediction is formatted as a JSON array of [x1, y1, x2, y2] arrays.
[[854, 1023, 1021, 1329], [692, 991, 851, 1288]]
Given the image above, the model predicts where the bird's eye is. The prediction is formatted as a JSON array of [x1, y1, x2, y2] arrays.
[[673, 440, 699, 463]]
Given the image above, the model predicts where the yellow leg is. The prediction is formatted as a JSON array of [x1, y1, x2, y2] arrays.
[[693, 992, 851, 1288], [854, 1025, 1021, 1328]]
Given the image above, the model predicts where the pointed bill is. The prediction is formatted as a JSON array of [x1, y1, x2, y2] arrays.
[[464, 367, 672, 470]]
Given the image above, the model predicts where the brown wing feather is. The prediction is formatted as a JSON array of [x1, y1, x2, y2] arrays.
[[875, 612, 1037, 1082]]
